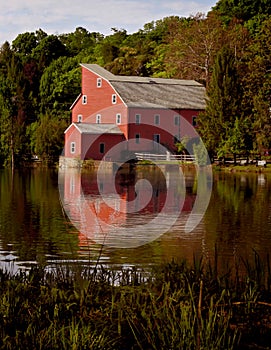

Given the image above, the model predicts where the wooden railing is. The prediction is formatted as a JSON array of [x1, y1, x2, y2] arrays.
[[135, 152, 196, 163]]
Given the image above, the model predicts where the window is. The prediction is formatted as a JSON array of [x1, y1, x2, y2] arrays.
[[112, 94, 117, 104], [97, 78, 102, 87], [96, 114, 101, 124], [135, 114, 141, 124], [115, 199, 120, 212], [82, 95, 87, 104], [77, 114, 82, 123], [174, 115, 180, 126], [70, 177, 75, 194], [135, 133, 140, 144], [99, 143, 105, 154], [192, 116, 197, 126], [153, 134, 160, 143], [116, 113, 121, 124], [154, 114, 160, 125], [70, 142, 76, 154]]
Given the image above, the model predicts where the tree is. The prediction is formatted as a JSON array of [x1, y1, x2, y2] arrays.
[[240, 17, 271, 154], [29, 113, 68, 163], [12, 32, 38, 59], [0, 45, 29, 168], [165, 13, 226, 86], [217, 117, 246, 164], [39, 56, 81, 115], [198, 46, 242, 160], [11, 30, 47, 62], [93, 28, 127, 68], [31, 34, 67, 70], [59, 27, 103, 57], [141, 16, 183, 77], [214, 0, 271, 24], [97, 18, 178, 76]]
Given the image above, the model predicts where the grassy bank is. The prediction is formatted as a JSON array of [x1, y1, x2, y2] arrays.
[[0, 253, 271, 349], [213, 163, 271, 173]]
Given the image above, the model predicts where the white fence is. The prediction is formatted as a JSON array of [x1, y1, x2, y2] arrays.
[[135, 152, 196, 163]]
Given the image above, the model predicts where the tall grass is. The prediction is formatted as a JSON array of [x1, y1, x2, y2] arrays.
[[0, 251, 270, 349]]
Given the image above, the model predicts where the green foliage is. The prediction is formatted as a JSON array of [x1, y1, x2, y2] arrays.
[[28, 113, 68, 163], [0, 93, 12, 166], [193, 142, 209, 166], [59, 27, 104, 57], [217, 118, 246, 160], [175, 136, 189, 154], [214, 0, 271, 24], [12, 32, 39, 58], [1, 254, 271, 348], [241, 16, 271, 154], [31, 34, 67, 69], [0, 48, 31, 167], [39, 56, 81, 114], [198, 46, 246, 160]]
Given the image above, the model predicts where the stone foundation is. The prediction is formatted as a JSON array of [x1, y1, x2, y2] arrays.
[[59, 156, 83, 169], [59, 156, 115, 170]]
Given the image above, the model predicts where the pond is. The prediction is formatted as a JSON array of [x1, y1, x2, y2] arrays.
[[0, 166, 271, 274]]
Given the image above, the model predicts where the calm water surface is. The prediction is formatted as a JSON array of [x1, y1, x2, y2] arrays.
[[0, 167, 271, 273]]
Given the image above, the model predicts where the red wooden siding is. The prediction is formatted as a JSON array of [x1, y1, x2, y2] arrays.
[[83, 134, 125, 161], [127, 108, 201, 153], [72, 67, 126, 123], [64, 125, 125, 160], [64, 125, 82, 158], [65, 64, 204, 161]]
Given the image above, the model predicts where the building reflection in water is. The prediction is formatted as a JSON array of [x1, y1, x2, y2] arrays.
[[59, 165, 197, 249]]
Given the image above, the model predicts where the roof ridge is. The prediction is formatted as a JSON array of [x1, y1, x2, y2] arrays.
[[80, 63, 116, 79], [80, 63, 202, 86], [110, 75, 202, 86], [71, 122, 124, 135]]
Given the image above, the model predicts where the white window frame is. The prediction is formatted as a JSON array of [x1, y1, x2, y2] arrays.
[[96, 114, 101, 124], [97, 78, 102, 88], [135, 114, 141, 124], [116, 113, 121, 125], [135, 133, 140, 144], [115, 198, 120, 212], [70, 142, 76, 154], [154, 114, 160, 125], [70, 176, 75, 194], [112, 94, 117, 104], [77, 114, 82, 123], [82, 95, 87, 104]]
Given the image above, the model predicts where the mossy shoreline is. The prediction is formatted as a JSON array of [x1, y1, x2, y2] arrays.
[[0, 252, 271, 349]]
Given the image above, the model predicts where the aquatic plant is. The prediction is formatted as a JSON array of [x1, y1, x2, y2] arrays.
[[0, 252, 270, 349]]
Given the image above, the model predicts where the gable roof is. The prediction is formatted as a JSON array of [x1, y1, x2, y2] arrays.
[[81, 63, 206, 110], [65, 122, 124, 135]]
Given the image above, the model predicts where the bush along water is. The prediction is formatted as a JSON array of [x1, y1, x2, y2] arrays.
[[0, 251, 271, 349]]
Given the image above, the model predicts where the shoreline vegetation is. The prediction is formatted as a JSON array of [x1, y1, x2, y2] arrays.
[[1, 252, 271, 349], [213, 163, 271, 173]]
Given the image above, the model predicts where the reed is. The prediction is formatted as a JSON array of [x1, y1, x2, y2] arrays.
[[0, 251, 270, 349]]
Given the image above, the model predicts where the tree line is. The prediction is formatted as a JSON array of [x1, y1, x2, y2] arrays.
[[0, 0, 270, 167]]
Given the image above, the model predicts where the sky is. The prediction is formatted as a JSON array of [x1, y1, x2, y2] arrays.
[[0, 0, 217, 45]]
